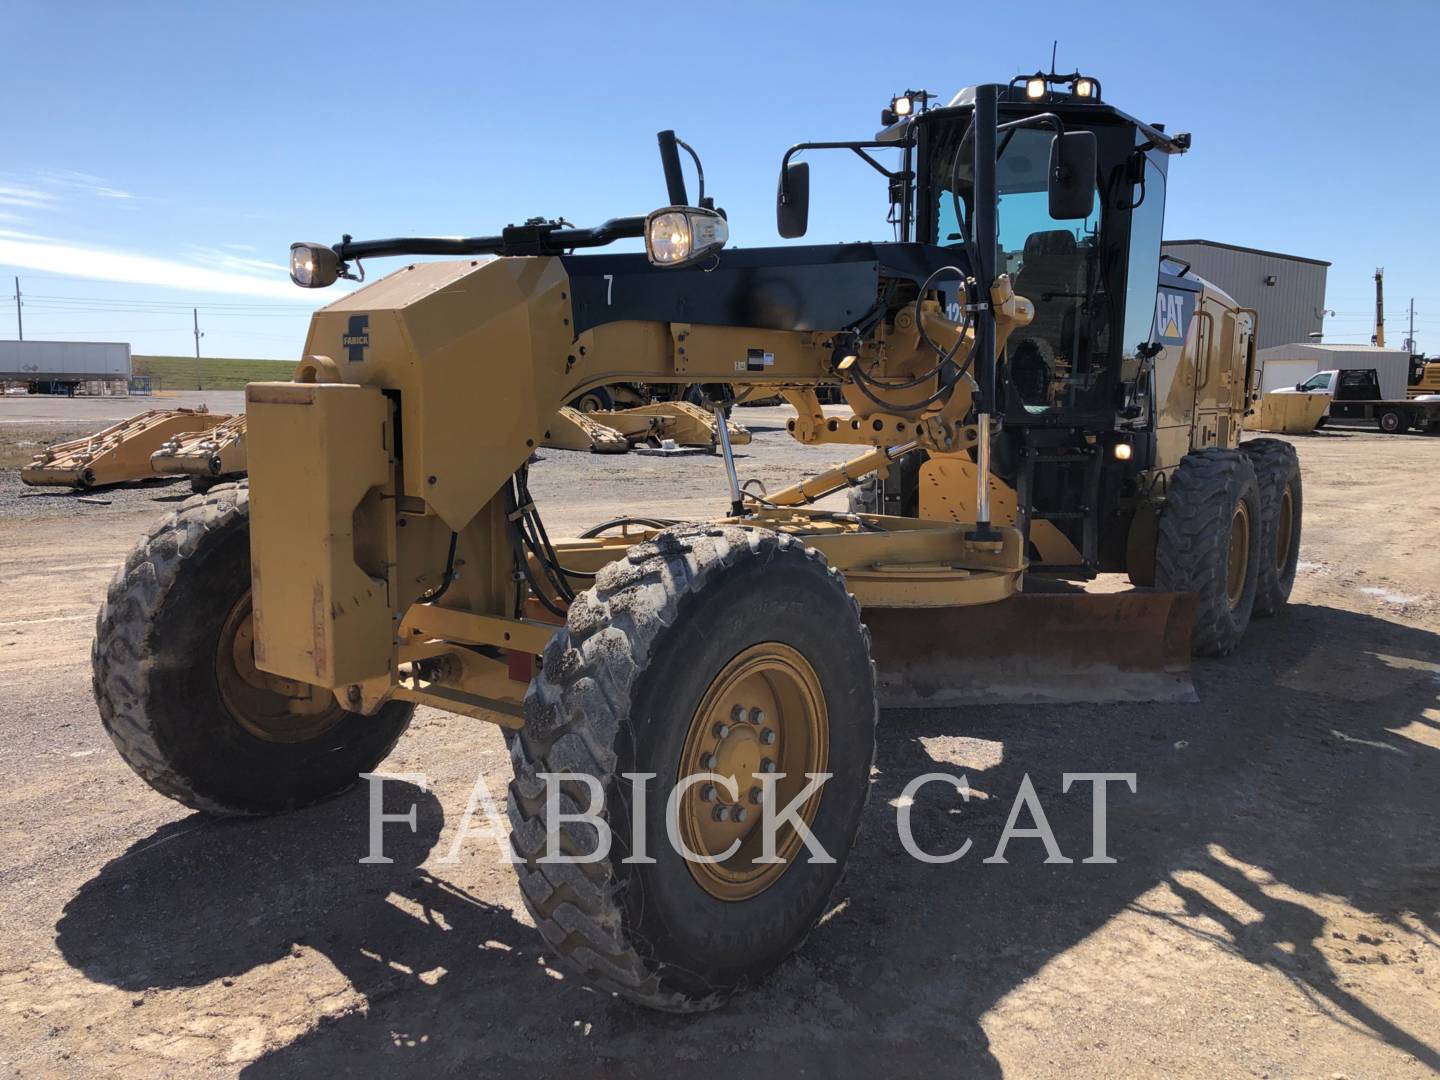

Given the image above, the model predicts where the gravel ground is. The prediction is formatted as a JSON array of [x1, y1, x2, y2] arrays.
[[0, 410, 1437, 1078]]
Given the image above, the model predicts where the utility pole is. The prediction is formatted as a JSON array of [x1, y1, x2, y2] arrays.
[[1373, 267, 1385, 348], [12, 276, 20, 340], [1407, 297, 1415, 355], [193, 307, 204, 390]]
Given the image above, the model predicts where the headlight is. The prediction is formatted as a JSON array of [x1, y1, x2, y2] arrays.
[[1025, 76, 1047, 100], [644, 207, 728, 268], [1074, 77, 1096, 99], [289, 242, 340, 288]]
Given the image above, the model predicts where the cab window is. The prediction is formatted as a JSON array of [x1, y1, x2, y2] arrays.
[[1121, 153, 1166, 368], [935, 126, 1107, 415]]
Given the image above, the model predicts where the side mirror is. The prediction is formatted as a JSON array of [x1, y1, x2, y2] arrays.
[[1048, 131, 1097, 220], [1295, 382, 1307, 391], [777, 161, 810, 239]]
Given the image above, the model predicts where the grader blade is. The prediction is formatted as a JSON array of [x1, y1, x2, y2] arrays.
[[867, 591, 1198, 706], [20, 407, 229, 488], [150, 412, 249, 478]]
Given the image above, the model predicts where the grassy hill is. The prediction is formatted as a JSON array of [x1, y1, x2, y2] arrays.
[[133, 355, 296, 391]]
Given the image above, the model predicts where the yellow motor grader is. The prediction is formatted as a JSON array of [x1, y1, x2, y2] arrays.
[[92, 73, 1301, 1012]]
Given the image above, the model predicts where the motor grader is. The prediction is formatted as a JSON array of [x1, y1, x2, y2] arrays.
[[92, 73, 1302, 1012]]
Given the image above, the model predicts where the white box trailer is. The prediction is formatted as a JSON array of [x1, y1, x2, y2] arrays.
[[0, 340, 132, 387], [1257, 342, 1411, 398]]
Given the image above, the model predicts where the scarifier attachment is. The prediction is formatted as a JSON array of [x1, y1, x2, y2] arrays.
[[150, 413, 249, 478], [542, 400, 751, 454], [866, 590, 1198, 706], [544, 406, 631, 453], [595, 400, 752, 448], [20, 407, 229, 488]]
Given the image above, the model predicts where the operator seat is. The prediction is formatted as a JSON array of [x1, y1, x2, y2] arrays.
[[1010, 230, 1087, 407]]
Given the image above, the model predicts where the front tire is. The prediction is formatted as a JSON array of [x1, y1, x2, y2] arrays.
[[847, 452, 925, 517], [92, 482, 414, 815], [1155, 449, 1262, 657], [508, 525, 876, 1011], [1241, 439, 1303, 616]]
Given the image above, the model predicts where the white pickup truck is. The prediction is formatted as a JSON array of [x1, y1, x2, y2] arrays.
[[1273, 368, 1440, 433]]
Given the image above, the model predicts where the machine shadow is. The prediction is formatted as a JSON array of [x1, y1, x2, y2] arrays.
[[55, 784, 552, 1053], [838, 601, 1440, 1073], [54, 605, 1440, 1077]]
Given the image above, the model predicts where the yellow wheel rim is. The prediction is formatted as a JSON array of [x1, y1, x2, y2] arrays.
[[1226, 501, 1252, 609], [678, 643, 829, 902], [215, 595, 345, 743], [1274, 485, 1294, 573]]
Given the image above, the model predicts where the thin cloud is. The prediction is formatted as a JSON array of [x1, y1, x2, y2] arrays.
[[37, 169, 137, 201], [0, 185, 56, 210], [183, 244, 289, 278], [0, 229, 318, 301]]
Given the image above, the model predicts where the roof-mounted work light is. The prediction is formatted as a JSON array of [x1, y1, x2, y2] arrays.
[[1015, 70, 1103, 103], [881, 89, 935, 126]]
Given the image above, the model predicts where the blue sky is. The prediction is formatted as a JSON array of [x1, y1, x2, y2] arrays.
[[2, 1, 1436, 361]]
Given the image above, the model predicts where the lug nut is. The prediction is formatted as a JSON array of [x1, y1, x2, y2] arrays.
[[749, 786, 763, 805], [759, 727, 776, 745], [730, 705, 746, 723], [749, 707, 766, 726], [700, 784, 718, 803], [700, 753, 718, 771], [730, 805, 748, 824], [712, 804, 730, 822], [760, 758, 776, 774], [713, 721, 731, 739]]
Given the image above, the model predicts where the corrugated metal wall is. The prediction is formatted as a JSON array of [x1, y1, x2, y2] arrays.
[[1160, 241, 1329, 351]]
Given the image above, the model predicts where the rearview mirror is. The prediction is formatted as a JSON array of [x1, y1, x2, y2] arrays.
[[777, 161, 810, 239], [1048, 131, 1097, 220]]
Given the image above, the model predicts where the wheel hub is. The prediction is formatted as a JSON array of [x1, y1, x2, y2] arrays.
[[678, 643, 828, 901], [1275, 485, 1294, 572], [215, 596, 344, 743], [1226, 501, 1251, 608]]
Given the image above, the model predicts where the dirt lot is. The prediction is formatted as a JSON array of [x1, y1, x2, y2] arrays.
[[1, 398, 1437, 1078]]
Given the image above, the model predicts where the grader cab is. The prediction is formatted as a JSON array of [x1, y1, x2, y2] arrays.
[[93, 72, 1302, 1012]]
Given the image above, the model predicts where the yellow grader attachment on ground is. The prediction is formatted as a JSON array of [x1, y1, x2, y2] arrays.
[[543, 399, 751, 453], [149, 412, 249, 480], [92, 77, 1304, 1014], [1253, 391, 1330, 434], [21, 407, 228, 488]]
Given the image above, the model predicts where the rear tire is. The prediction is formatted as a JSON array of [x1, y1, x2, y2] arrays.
[[570, 386, 615, 413], [1241, 439, 1303, 617], [1378, 408, 1409, 434], [508, 524, 876, 1011], [92, 482, 414, 815], [1155, 449, 1262, 657]]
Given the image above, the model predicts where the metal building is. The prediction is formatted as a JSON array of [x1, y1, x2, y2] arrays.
[[1255, 343, 1412, 397], [1160, 239, 1330, 351]]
